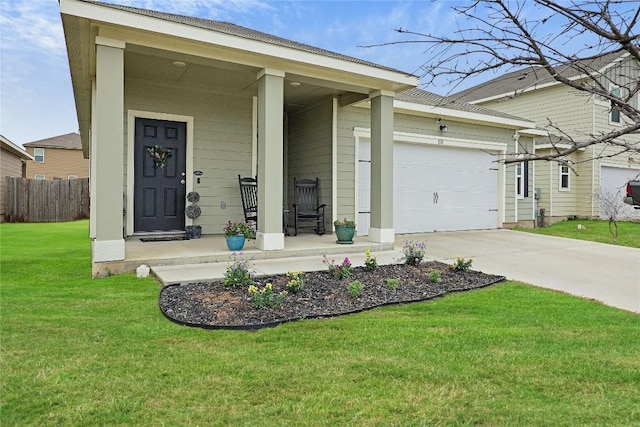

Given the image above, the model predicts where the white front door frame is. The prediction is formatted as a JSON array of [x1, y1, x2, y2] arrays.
[[126, 109, 194, 236]]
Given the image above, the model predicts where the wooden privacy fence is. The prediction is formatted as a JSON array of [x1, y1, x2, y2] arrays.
[[3, 177, 90, 222]]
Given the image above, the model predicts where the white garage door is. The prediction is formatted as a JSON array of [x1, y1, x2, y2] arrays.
[[600, 166, 640, 219], [358, 140, 499, 235]]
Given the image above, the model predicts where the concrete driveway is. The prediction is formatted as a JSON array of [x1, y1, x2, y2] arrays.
[[398, 229, 640, 313]]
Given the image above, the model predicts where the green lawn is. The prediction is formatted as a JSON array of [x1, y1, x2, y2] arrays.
[[1, 221, 639, 426], [516, 219, 640, 248]]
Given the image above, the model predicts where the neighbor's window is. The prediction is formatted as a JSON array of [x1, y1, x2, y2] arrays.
[[516, 161, 524, 199], [610, 86, 621, 124], [559, 163, 570, 191], [34, 174, 45, 180], [34, 148, 44, 163], [68, 175, 78, 180]]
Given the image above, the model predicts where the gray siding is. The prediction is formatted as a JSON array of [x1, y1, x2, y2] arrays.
[[287, 99, 334, 227], [125, 78, 254, 235]]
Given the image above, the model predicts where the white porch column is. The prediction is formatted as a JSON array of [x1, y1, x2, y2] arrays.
[[256, 68, 285, 250], [369, 90, 395, 243], [91, 37, 125, 261]]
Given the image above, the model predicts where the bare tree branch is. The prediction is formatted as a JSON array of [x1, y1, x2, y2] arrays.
[[365, 0, 640, 163]]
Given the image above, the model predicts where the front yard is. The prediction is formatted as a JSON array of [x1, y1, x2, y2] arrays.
[[516, 219, 640, 248], [1, 221, 639, 426]]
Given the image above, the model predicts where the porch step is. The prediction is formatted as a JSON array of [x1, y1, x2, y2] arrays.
[[151, 249, 403, 285]]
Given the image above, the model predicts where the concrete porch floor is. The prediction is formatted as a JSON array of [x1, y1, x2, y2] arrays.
[[93, 230, 397, 279]]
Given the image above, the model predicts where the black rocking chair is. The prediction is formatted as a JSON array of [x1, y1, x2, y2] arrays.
[[293, 177, 326, 236], [238, 175, 258, 225]]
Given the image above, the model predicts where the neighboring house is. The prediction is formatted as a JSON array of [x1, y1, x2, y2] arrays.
[[453, 50, 640, 223], [1, 134, 34, 222], [59, 0, 536, 275], [23, 132, 89, 180]]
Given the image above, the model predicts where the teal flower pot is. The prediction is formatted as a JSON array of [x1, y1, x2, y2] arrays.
[[225, 235, 246, 251], [335, 225, 355, 244]]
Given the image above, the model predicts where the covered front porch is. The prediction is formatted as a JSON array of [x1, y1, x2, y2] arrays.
[[92, 231, 395, 279]]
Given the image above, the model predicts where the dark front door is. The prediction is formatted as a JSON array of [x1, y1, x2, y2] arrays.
[[134, 118, 187, 233]]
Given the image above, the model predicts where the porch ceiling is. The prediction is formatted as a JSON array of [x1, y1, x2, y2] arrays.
[[125, 45, 365, 112]]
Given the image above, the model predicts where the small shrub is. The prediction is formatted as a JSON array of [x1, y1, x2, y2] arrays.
[[402, 240, 426, 266], [364, 249, 378, 271], [452, 257, 473, 272], [386, 277, 399, 290], [286, 271, 305, 293], [429, 269, 442, 284], [323, 255, 353, 280], [223, 252, 255, 287], [348, 280, 364, 299], [248, 283, 287, 309]]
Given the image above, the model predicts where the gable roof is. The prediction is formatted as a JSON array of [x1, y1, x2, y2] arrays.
[[1, 135, 34, 160], [453, 49, 630, 103], [394, 87, 535, 129], [23, 133, 82, 150], [79, 0, 412, 77]]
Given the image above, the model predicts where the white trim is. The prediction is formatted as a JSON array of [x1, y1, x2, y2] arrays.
[[33, 147, 45, 163], [370, 90, 395, 98], [559, 163, 570, 191], [516, 161, 525, 200], [34, 174, 45, 180], [331, 97, 338, 231], [60, 0, 417, 89], [368, 227, 394, 243], [353, 127, 508, 152], [256, 231, 284, 250], [252, 96, 257, 176], [257, 68, 285, 79], [94, 36, 125, 49], [361, 99, 535, 130], [126, 110, 194, 236], [92, 239, 125, 262]]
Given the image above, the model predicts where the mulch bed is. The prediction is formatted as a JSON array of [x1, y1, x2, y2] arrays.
[[159, 261, 505, 330]]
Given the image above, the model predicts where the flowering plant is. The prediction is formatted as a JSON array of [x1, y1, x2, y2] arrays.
[[333, 218, 356, 227], [223, 252, 255, 287], [248, 283, 287, 309], [322, 254, 353, 280], [364, 249, 378, 271], [147, 145, 172, 169], [223, 220, 255, 239], [401, 240, 426, 266]]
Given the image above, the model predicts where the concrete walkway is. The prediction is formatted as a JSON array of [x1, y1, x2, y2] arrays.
[[153, 229, 640, 313]]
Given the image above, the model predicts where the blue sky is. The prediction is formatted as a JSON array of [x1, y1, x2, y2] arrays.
[[0, 0, 614, 147], [0, 0, 468, 146]]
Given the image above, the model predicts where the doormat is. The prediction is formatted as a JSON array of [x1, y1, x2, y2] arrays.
[[140, 236, 187, 242]]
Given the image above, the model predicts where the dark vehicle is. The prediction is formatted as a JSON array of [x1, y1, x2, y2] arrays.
[[623, 181, 640, 209]]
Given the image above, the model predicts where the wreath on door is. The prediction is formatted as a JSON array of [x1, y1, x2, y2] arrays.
[[147, 145, 173, 169]]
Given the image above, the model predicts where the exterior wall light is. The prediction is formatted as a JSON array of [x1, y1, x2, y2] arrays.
[[437, 118, 448, 133]]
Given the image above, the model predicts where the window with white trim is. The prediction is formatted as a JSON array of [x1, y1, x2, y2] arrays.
[[68, 175, 78, 180], [516, 161, 524, 199], [34, 148, 44, 163], [610, 85, 621, 124], [35, 174, 45, 180], [559, 163, 570, 191]]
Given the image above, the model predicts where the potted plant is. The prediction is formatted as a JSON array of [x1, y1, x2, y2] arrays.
[[334, 218, 356, 244], [223, 220, 256, 251], [185, 191, 202, 239]]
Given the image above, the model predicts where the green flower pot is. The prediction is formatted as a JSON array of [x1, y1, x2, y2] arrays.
[[335, 225, 355, 244]]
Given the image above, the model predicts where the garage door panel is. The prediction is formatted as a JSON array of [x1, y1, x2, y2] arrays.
[[359, 140, 499, 234], [600, 166, 640, 219]]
